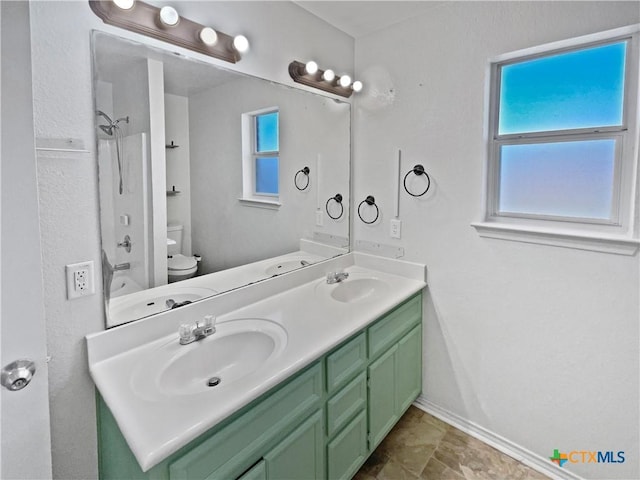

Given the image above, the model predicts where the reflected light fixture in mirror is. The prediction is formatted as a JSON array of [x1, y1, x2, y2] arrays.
[[288, 60, 362, 98], [89, 0, 249, 64], [338, 75, 352, 88]]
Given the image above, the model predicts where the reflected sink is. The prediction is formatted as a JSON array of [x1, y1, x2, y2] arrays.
[[131, 318, 288, 398], [109, 287, 217, 324], [316, 274, 389, 304], [264, 259, 311, 276]]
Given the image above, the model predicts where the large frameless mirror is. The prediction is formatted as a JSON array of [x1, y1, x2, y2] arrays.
[[92, 32, 350, 327]]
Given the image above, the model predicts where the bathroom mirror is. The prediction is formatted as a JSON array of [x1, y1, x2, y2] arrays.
[[92, 32, 350, 327]]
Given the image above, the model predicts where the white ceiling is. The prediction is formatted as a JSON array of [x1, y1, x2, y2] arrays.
[[293, 1, 445, 38]]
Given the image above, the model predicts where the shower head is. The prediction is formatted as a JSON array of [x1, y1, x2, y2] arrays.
[[99, 124, 114, 135], [96, 110, 129, 136]]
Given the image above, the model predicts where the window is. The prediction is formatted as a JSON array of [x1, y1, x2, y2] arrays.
[[241, 108, 280, 207], [475, 26, 640, 254]]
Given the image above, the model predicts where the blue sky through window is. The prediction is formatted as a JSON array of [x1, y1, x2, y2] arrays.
[[256, 112, 279, 152], [499, 41, 627, 135], [256, 157, 279, 194]]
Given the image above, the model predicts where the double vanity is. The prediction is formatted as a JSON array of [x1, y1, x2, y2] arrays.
[[87, 252, 426, 479]]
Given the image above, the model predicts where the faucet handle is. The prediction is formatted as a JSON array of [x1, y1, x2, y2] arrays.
[[203, 314, 216, 334], [179, 323, 195, 344]]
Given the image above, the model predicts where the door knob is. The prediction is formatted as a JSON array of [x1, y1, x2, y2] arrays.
[[1, 359, 36, 391]]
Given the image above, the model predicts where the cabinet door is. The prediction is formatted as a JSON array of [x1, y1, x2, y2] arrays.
[[265, 410, 324, 480], [396, 325, 422, 414], [368, 345, 398, 449], [327, 410, 367, 480]]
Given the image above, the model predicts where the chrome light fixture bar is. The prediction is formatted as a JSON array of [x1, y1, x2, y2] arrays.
[[89, 0, 249, 63], [288, 60, 362, 98]]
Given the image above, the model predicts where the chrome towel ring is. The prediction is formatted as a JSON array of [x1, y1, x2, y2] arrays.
[[326, 193, 344, 220], [403, 164, 431, 197], [358, 195, 379, 224]]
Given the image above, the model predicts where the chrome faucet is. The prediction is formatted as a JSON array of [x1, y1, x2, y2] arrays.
[[179, 315, 216, 345], [326, 271, 349, 284]]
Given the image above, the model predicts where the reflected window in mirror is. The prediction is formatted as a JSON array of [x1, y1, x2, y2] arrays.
[[255, 111, 279, 195], [242, 107, 280, 206]]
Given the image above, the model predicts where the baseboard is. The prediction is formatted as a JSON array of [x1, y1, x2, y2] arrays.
[[413, 396, 583, 480]]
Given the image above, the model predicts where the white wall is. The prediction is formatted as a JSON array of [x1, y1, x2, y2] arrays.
[[165, 94, 192, 256], [353, 2, 639, 479], [28, 2, 353, 478]]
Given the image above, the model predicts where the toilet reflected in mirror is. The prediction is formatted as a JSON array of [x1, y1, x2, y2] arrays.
[[167, 224, 200, 283]]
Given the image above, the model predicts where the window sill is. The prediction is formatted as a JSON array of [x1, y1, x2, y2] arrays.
[[471, 222, 639, 255], [238, 198, 282, 210]]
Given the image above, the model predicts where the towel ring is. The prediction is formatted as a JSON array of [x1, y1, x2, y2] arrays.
[[294, 166, 310, 191], [358, 195, 379, 224], [403, 164, 431, 197], [325, 193, 344, 220]]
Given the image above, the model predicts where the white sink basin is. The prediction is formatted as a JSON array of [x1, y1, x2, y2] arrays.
[[316, 274, 389, 304], [131, 318, 288, 399]]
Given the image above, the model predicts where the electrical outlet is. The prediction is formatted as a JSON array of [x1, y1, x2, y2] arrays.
[[66, 261, 95, 299], [390, 219, 402, 239], [315, 210, 324, 227]]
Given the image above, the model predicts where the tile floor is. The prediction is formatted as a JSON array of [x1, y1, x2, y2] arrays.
[[354, 406, 550, 480]]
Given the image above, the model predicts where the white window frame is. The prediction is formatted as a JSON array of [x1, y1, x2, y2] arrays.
[[473, 25, 640, 255], [240, 107, 281, 209]]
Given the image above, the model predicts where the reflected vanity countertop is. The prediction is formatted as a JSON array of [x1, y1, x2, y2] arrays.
[[107, 249, 330, 327], [87, 252, 426, 472]]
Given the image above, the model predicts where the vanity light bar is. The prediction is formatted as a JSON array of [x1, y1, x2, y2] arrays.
[[89, 0, 249, 64], [288, 60, 362, 98]]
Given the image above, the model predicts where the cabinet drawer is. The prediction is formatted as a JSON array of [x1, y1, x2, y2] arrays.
[[169, 362, 323, 480], [368, 293, 421, 360], [327, 410, 368, 480], [326, 332, 367, 394], [326, 372, 366, 438]]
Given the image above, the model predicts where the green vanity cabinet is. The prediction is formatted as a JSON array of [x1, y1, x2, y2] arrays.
[[97, 292, 423, 480], [264, 410, 325, 479], [368, 324, 422, 450]]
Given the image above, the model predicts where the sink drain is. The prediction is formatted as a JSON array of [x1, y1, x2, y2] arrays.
[[207, 376, 221, 387]]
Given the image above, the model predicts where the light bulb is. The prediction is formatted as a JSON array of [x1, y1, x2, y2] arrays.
[[159, 6, 179, 26], [199, 27, 218, 46], [305, 61, 318, 75], [352, 80, 363, 92], [113, 0, 135, 9], [322, 69, 335, 82], [339, 75, 352, 88], [233, 35, 249, 53]]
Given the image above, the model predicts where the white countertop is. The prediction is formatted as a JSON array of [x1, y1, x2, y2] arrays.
[[86, 252, 426, 472]]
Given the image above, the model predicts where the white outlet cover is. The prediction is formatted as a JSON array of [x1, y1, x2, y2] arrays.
[[66, 261, 95, 299], [390, 219, 402, 239]]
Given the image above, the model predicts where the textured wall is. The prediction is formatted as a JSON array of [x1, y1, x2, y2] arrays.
[[353, 2, 639, 479]]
